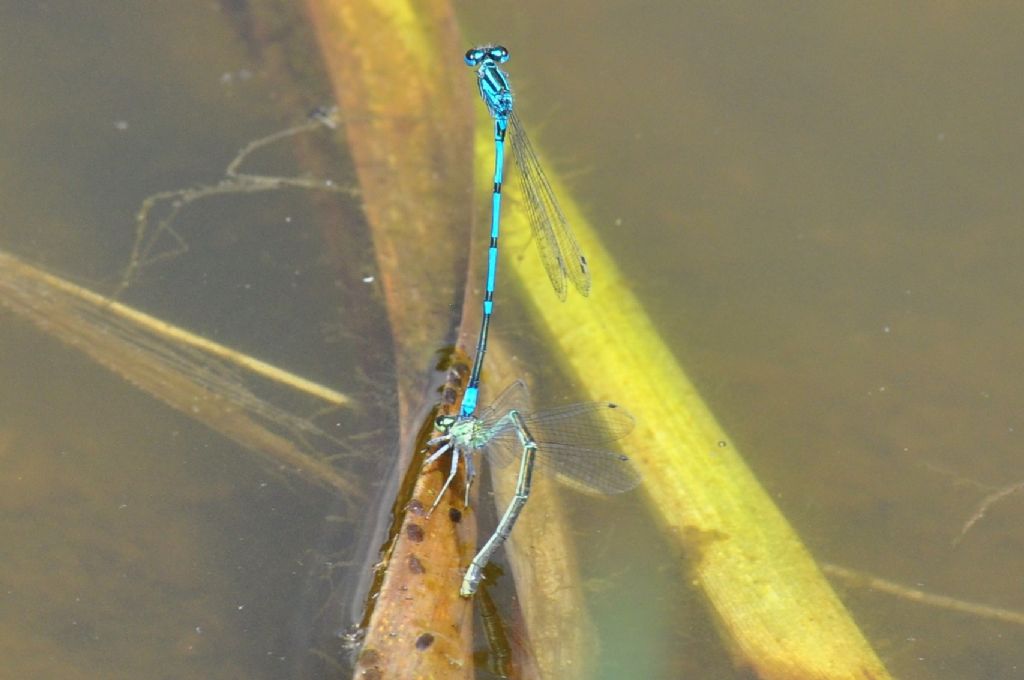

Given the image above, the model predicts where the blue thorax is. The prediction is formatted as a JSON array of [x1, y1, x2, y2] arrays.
[[465, 44, 514, 126]]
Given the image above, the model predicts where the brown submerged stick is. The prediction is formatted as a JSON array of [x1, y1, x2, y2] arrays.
[[305, 0, 473, 437], [351, 354, 479, 679], [304, 0, 480, 677]]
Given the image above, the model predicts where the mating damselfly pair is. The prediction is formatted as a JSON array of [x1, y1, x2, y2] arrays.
[[422, 45, 641, 597], [426, 380, 641, 596]]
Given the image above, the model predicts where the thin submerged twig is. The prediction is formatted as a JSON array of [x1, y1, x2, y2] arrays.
[[954, 480, 1024, 546], [823, 562, 1024, 627], [0, 248, 362, 499], [907, 454, 1024, 545], [116, 108, 358, 296]]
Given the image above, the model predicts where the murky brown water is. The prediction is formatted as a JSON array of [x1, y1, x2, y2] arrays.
[[2, 2, 1022, 678]]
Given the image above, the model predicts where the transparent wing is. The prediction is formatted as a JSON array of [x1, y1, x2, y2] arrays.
[[476, 380, 531, 428], [473, 381, 531, 468], [479, 433, 524, 469], [481, 399, 636, 473], [508, 110, 591, 299], [522, 401, 635, 446], [534, 443, 642, 495]]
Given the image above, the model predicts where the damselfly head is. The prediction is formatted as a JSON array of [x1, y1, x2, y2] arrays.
[[465, 44, 510, 67], [434, 414, 456, 432]]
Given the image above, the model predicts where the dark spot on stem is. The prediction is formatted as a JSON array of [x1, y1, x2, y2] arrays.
[[406, 524, 425, 542]]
